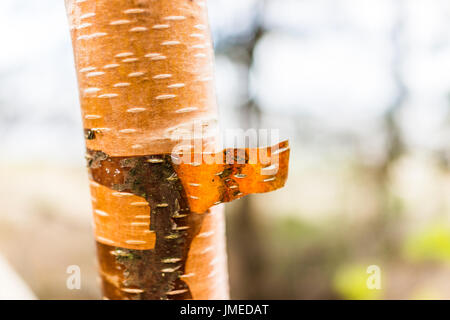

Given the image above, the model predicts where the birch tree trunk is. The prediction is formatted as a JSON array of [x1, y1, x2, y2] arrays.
[[65, 0, 289, 300], [65, 0, 228, 300]]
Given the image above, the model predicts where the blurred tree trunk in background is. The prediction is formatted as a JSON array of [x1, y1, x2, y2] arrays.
[[222, 1, 266, 299], [372, 0, 408, 258]]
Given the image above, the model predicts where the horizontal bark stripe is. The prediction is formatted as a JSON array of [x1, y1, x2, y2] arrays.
[[90, 181, 156, 250]]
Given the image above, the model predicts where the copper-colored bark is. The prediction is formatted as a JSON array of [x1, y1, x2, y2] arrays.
[[66, 0, 218, 156], [174, 141, 290, 213], [65, 0, 289, 300]]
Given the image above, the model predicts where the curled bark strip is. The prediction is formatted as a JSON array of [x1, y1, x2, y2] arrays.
[[174, 140, 290, 213], [88, 142, 289, 248]]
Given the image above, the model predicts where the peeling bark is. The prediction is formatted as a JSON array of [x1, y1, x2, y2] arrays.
[[89, 151, 205, 299], [65, 0, 288, 300]]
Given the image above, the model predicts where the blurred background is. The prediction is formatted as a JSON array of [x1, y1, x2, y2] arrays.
[[0, 0, 449, 299]]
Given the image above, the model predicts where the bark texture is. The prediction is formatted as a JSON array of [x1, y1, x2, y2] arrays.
[[66, 0, 229, 300], [66, 0, 289, 300], [66, 0, 218, 157]]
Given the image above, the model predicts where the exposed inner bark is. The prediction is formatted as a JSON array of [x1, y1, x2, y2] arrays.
[[88, 149, 205, 300]]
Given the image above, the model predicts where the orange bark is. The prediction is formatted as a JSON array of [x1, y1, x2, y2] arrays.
[[65, 0, 289, 300], [66, 0, 218, 156]]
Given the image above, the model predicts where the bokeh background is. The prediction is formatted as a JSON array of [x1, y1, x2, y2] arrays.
[[0, 0, 449, 299]]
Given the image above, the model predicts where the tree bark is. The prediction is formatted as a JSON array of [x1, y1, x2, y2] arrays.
[[65, 0, 289, 300], [65, 0, 228, 300]]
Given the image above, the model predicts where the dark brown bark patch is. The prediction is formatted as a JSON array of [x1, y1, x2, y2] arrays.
[[88, 149, 205, 300]]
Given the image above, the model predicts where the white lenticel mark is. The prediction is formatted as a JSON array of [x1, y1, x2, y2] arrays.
[[80, 13, 96, 20], [192, 44, 206, 49], [188, 183, 201, 187], [112, 192, 134, 197], [123, 8, 146, 14], [86, 71, 105, 77], [161, 40, 180, 45], [130, 26, 148, 32], [114, 82, 131, 87], [127, 107, 146, 113], [145, 53, 160, 58], [194, 53, 207, 58], [119, 129, 137, 133], [201, 246, 214, 254], [135, 215, 150, 219], [130, 202, 149, 206], [92, 127, 111, 132], [97, 236, 115, 245], [153, 74, 172, 79], [175, 226, 190, 231], [128, 72, 145, 77], [110, 20, 131, 25], [77, 32, 107, 40], [98, 93, 119, 98], [163, 16, 186, 20], [80, 67, 96, 73], [272, 147, 290, 155], [197, 231, 214, 238], [261, 164, 277, 172], [122, 58, 139, 63], [85, 115, 102, 120], [125, 240, 147, 245], [161, 266, 182, 273], [89, 181, 100, 188], [84, 87, 101, 94], [131, 144, 143, 149], [207, 270, 218, 278], [121, 288, 145, 294], [152, 24, 170, 29], [175, 107, 198, 113], [190, 33, 204, 38], [115, 52, 133, 58], [151, 56, 166, 60], [131, 222, 149, 227], [156, 94, 176, 100], [167, 83, 185, 88], [76, 23, 92, 30], [103, 64, 120, 69], [198, 76, 213, 82], [263, 177, 276, 182], [166, 289, 188, 296], [194, 24, 206, 30], [95, 209, 109, 217]]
